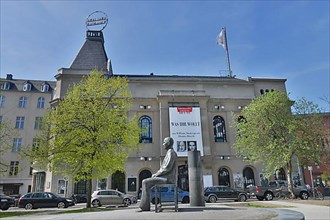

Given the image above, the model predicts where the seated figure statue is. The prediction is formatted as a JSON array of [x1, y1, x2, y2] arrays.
[[139, 137, 177, 211]]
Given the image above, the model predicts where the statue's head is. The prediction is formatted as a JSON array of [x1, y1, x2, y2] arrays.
[[163, 137, 174, 150]]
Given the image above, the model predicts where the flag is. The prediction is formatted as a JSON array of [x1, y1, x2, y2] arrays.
[[216, 28, 226, 50]]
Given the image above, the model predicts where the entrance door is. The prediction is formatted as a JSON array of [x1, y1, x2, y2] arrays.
[[138, 170, 152, 198], [243, 167, 255, 189], [218, 168, 230, 187], [111, 171, 125, 193]]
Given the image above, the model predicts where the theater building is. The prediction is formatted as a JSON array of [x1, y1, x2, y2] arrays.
[[28, 24, 298, 199]]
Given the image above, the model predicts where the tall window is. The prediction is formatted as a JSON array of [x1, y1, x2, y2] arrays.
[[32, 138, 40, 152], [12, 138, 22, 152], [0, 116, 2, 124], [0, 95, 5, 108], [218, 168, 230, 187], [97, 178, 107, 190], [213, 115, 227, 142], [139, 115, 152, 143], [34, 117, 43, 129], [37, 97, 45, 108], [18, 97, 27, 108], [15, 116, 25, 129], [9, 161, 19, 176]]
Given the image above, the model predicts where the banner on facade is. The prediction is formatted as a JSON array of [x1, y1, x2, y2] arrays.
[[169, 107, 203, 157]]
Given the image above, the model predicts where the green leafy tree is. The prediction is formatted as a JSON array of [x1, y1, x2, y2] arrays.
[[0, 119, 17, 175], [233, 91, 325, 196], [25, 70, 140, 208]]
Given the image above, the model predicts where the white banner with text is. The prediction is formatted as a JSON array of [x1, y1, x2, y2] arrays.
[[169, 107, 203, 157]]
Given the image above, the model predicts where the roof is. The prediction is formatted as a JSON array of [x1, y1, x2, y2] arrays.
[[70, 31, 108, 71]]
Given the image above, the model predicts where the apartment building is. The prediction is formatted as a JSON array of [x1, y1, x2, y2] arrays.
[[0, 74, 55, 195]]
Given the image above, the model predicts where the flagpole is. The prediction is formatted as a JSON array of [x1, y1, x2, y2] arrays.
[[223, 27, 232, 78]]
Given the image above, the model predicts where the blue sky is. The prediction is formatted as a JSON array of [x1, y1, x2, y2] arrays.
[[1, 1, 329, 111]]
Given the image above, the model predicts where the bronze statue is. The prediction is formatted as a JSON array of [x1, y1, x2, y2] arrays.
[[139, 137, 177, 211]]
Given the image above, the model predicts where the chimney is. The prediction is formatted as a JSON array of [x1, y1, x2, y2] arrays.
[[6, 74, 13, 80]]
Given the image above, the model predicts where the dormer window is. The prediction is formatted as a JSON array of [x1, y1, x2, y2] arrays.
[[1, 82, 11, 90], [23, 82, 32, 92], [41, 83, 49, 92]]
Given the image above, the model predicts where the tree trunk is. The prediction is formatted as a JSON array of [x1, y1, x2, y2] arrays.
[[286, 161, 295, 198], [86, 178, 93, 208]]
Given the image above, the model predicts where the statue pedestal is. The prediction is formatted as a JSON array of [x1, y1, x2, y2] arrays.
[[188, 150, 205, 206]]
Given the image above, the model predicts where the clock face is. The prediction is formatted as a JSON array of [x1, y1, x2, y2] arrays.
[[86, 11, 108, 31]]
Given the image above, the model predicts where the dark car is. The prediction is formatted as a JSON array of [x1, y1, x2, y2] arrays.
[[0, 194, 15, 211], [9, 194, 21, 207], [204, 185, 248, 202], [18, 192, 75, 210]]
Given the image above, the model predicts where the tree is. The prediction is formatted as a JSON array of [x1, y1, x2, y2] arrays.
[[0, 119, 16, 175], [233, 91, 325, 196], [24, 70, 140, 208]]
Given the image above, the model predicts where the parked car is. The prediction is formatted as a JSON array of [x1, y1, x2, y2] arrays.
[[18, 192, 75, 210], [248, 180, 309, 201], [0, 194, 15, 211], [204, 185, 248, 202], [91, 189, 137, 207], [70, 194, 87, 203], [150, 186, 190, 204], [9, 194, 21, 207]]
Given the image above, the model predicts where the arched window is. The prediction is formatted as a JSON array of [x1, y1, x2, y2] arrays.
[[213, 115, 227, 142], [23, 82, 32, 92], [37, 97, 45, 109], [218, 167, 230, 187], [139, 115, 152, 143], [243, 167, 255, 189], [275, 168, 286, 180], [18, 96, 27, 108], [41, 83, 49, 92]]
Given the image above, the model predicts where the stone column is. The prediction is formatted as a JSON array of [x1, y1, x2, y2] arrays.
[[188, 150, 205, 206]]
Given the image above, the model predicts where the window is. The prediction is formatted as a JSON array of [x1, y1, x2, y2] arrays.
[[1, 82, 11, 90], [139, 115, 152, 143], [23, 82, 32, 91], [0, 95, 5, 108], [18, 97, 27, 108], [15, 116, 25, 129], [58, 180, 65, 194], [12, 138, 22, 152], [41, 83, 49, 92], [37, 97, 45, 108], [32, 138, 40, 152], [218, 168, 230, 187], [213, 116, 227, 142], [0, 116, 2, 124], [9, 161, 19, 176], [29, 167, 33, 176], [97, 178, 107, 190], [34, 117, 43, 129]]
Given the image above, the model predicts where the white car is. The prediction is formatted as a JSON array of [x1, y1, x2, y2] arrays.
[[91, 189, 137, 207]]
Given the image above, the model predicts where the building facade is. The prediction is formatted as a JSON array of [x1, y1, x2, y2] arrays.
[[35, 29, 294, 198], [2, 28, 309, 198], [0, 74, 55, 195]]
